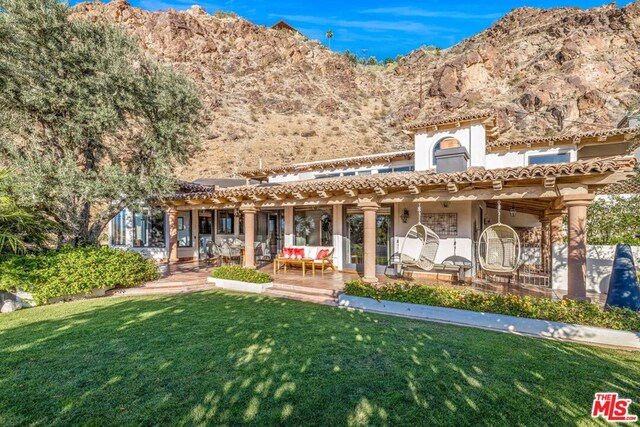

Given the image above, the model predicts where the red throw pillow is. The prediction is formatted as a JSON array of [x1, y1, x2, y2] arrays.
[[295, 248, 305, 259], [282, 247, 291, 259], [316, 249, 328, 260]]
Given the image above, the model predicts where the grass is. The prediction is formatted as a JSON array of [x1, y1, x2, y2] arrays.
[[1, 291, 639, 426]]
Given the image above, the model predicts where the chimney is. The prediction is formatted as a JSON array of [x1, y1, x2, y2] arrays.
[[434, 138, 469, 173]]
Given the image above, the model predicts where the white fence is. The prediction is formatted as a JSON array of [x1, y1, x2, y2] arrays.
[[552, 244, 640, 293]]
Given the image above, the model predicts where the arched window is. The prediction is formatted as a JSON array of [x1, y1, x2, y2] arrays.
[[431, 141, 442, 166], [431, 137, 461, 166]]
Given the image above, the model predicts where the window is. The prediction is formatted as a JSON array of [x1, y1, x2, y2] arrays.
[[133, 208, 165, 248], [111, 210, 127, 246], [177, 211, 192, 247], [342, 171, 356, 177], [198, 212, 212, 235], [217, 210, 235, 235], [421, 212, 458, 237], [294, 207, 333, 246], [357, 170, 371, 175], [431, 141, 442, 166], [315, 173, 340, 179], [393, 166, 415, 172], [377, 168, 392, 174], [528, 152, 570, 165]]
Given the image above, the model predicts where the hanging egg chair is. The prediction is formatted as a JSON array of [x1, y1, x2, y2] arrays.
[[398, 204, 440, 273], [478, 201, 522, 274]]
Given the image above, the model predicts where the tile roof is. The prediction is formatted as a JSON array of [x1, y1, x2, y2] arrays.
[[170, 156, 636, 202], [598, 178, 640, 195], [238, 150, 415, 179], [402, 112, 494, 132], [487, 128, 640, 151]]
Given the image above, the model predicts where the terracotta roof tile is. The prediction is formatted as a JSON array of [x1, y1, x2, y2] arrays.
[[171, 157, 636, 201], [402, 112, 494, 131], [238, 150, 415, 178], [598, 178, 640, 195], [487, 128, 640, 151]]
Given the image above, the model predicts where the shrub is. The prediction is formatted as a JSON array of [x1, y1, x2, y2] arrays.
[[211, 266, 272, 284], [0, 247, 159, 304], [344, 280, 640, 332]]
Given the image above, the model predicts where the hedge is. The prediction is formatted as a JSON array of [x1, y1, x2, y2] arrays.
[[0, 247, 159, 304], [344, 280, 640, 332], [211, 266, 272, 284]]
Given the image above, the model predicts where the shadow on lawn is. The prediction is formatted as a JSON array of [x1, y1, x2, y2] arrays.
[[0, 291, 639, 426]]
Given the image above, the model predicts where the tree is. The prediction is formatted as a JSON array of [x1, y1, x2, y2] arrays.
[[367, 56, 378, 66], [0, 170, 54, 253], [384, 58, 394, 65], [0, 0, 202, 246], [326, 30, 333, 49], [343, 49, 357, 64], [587, 195, 640, 245]]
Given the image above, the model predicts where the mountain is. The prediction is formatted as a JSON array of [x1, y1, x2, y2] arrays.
[[72, 0, 640, 180]]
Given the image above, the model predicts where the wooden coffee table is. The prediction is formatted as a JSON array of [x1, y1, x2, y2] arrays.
[[273, 257, 315, 277]]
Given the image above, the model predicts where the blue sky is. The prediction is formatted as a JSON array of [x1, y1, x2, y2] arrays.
[[70, 0, 636, 59]]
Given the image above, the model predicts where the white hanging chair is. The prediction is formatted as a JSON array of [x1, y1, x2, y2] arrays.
[[398, 204, 440, 273], [478, 201, 521, 274]]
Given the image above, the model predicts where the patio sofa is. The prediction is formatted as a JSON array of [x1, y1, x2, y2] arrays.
[[284, 245, 336, 273]]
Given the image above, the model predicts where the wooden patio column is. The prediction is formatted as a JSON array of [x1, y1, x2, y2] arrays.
[[563, 194, 594, 301], [360, 202, 380, 283], [167, 208, 179, 263], [242, 206, 258, 269]]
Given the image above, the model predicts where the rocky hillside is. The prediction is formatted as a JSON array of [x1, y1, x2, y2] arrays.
[[73, 0, 640, 180]]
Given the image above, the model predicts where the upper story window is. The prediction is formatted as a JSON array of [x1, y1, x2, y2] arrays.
[[528, 152, 570, 165], [393, 166, 414, 172]]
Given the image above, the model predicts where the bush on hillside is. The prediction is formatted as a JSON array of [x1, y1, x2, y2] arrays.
[[344, 280, 640, 332], [0, 247, 159, 304]]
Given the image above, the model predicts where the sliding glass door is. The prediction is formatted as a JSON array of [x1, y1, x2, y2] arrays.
[[343, 205, 393, 272]]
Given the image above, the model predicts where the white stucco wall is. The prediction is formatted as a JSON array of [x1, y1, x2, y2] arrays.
[[486, 145, 576, 169], [394, 201, 475, 275], [552, 244, 640, 293], [414, 123, 486, 171]]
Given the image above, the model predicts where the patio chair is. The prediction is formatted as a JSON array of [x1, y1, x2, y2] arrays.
[[477, 201, 522, 275], [205, 241, 222, 267], [220, 242, 241, 265]]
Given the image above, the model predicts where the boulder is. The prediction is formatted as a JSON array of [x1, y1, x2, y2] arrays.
[[1, 300, 22, 313]]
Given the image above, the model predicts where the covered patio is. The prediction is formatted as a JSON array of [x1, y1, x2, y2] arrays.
[[160, 157, 636, 303], [152, 260, 609, 305]]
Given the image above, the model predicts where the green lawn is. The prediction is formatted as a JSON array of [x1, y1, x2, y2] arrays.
[[1, 291, 639, 426]]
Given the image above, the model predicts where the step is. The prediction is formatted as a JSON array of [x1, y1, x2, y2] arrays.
[[264, 287, 338, 305], [107, 284, 215, 297], [269, 282, 338, 297], [142, 278, 207, 288]]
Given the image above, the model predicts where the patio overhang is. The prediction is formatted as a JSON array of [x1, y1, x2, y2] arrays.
[[160, 156, 637, 211]]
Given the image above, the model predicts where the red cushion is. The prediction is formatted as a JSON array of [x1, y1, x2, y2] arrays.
[[282, 247, 291, 258], [316, 249, 328, 260], [295, 248, 305, 259]]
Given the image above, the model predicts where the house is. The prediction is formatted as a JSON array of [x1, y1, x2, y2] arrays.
[[271, 20, 301, 35], [107, 113, 639, 301]]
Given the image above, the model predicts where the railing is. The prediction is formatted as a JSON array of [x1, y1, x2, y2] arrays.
[[474, 243, 551, 288]]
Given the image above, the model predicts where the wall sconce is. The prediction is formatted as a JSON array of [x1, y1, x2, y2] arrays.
[[400, 208, 410, 223], [510, 203, 516, 218], [441, 202, 449, 208]]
